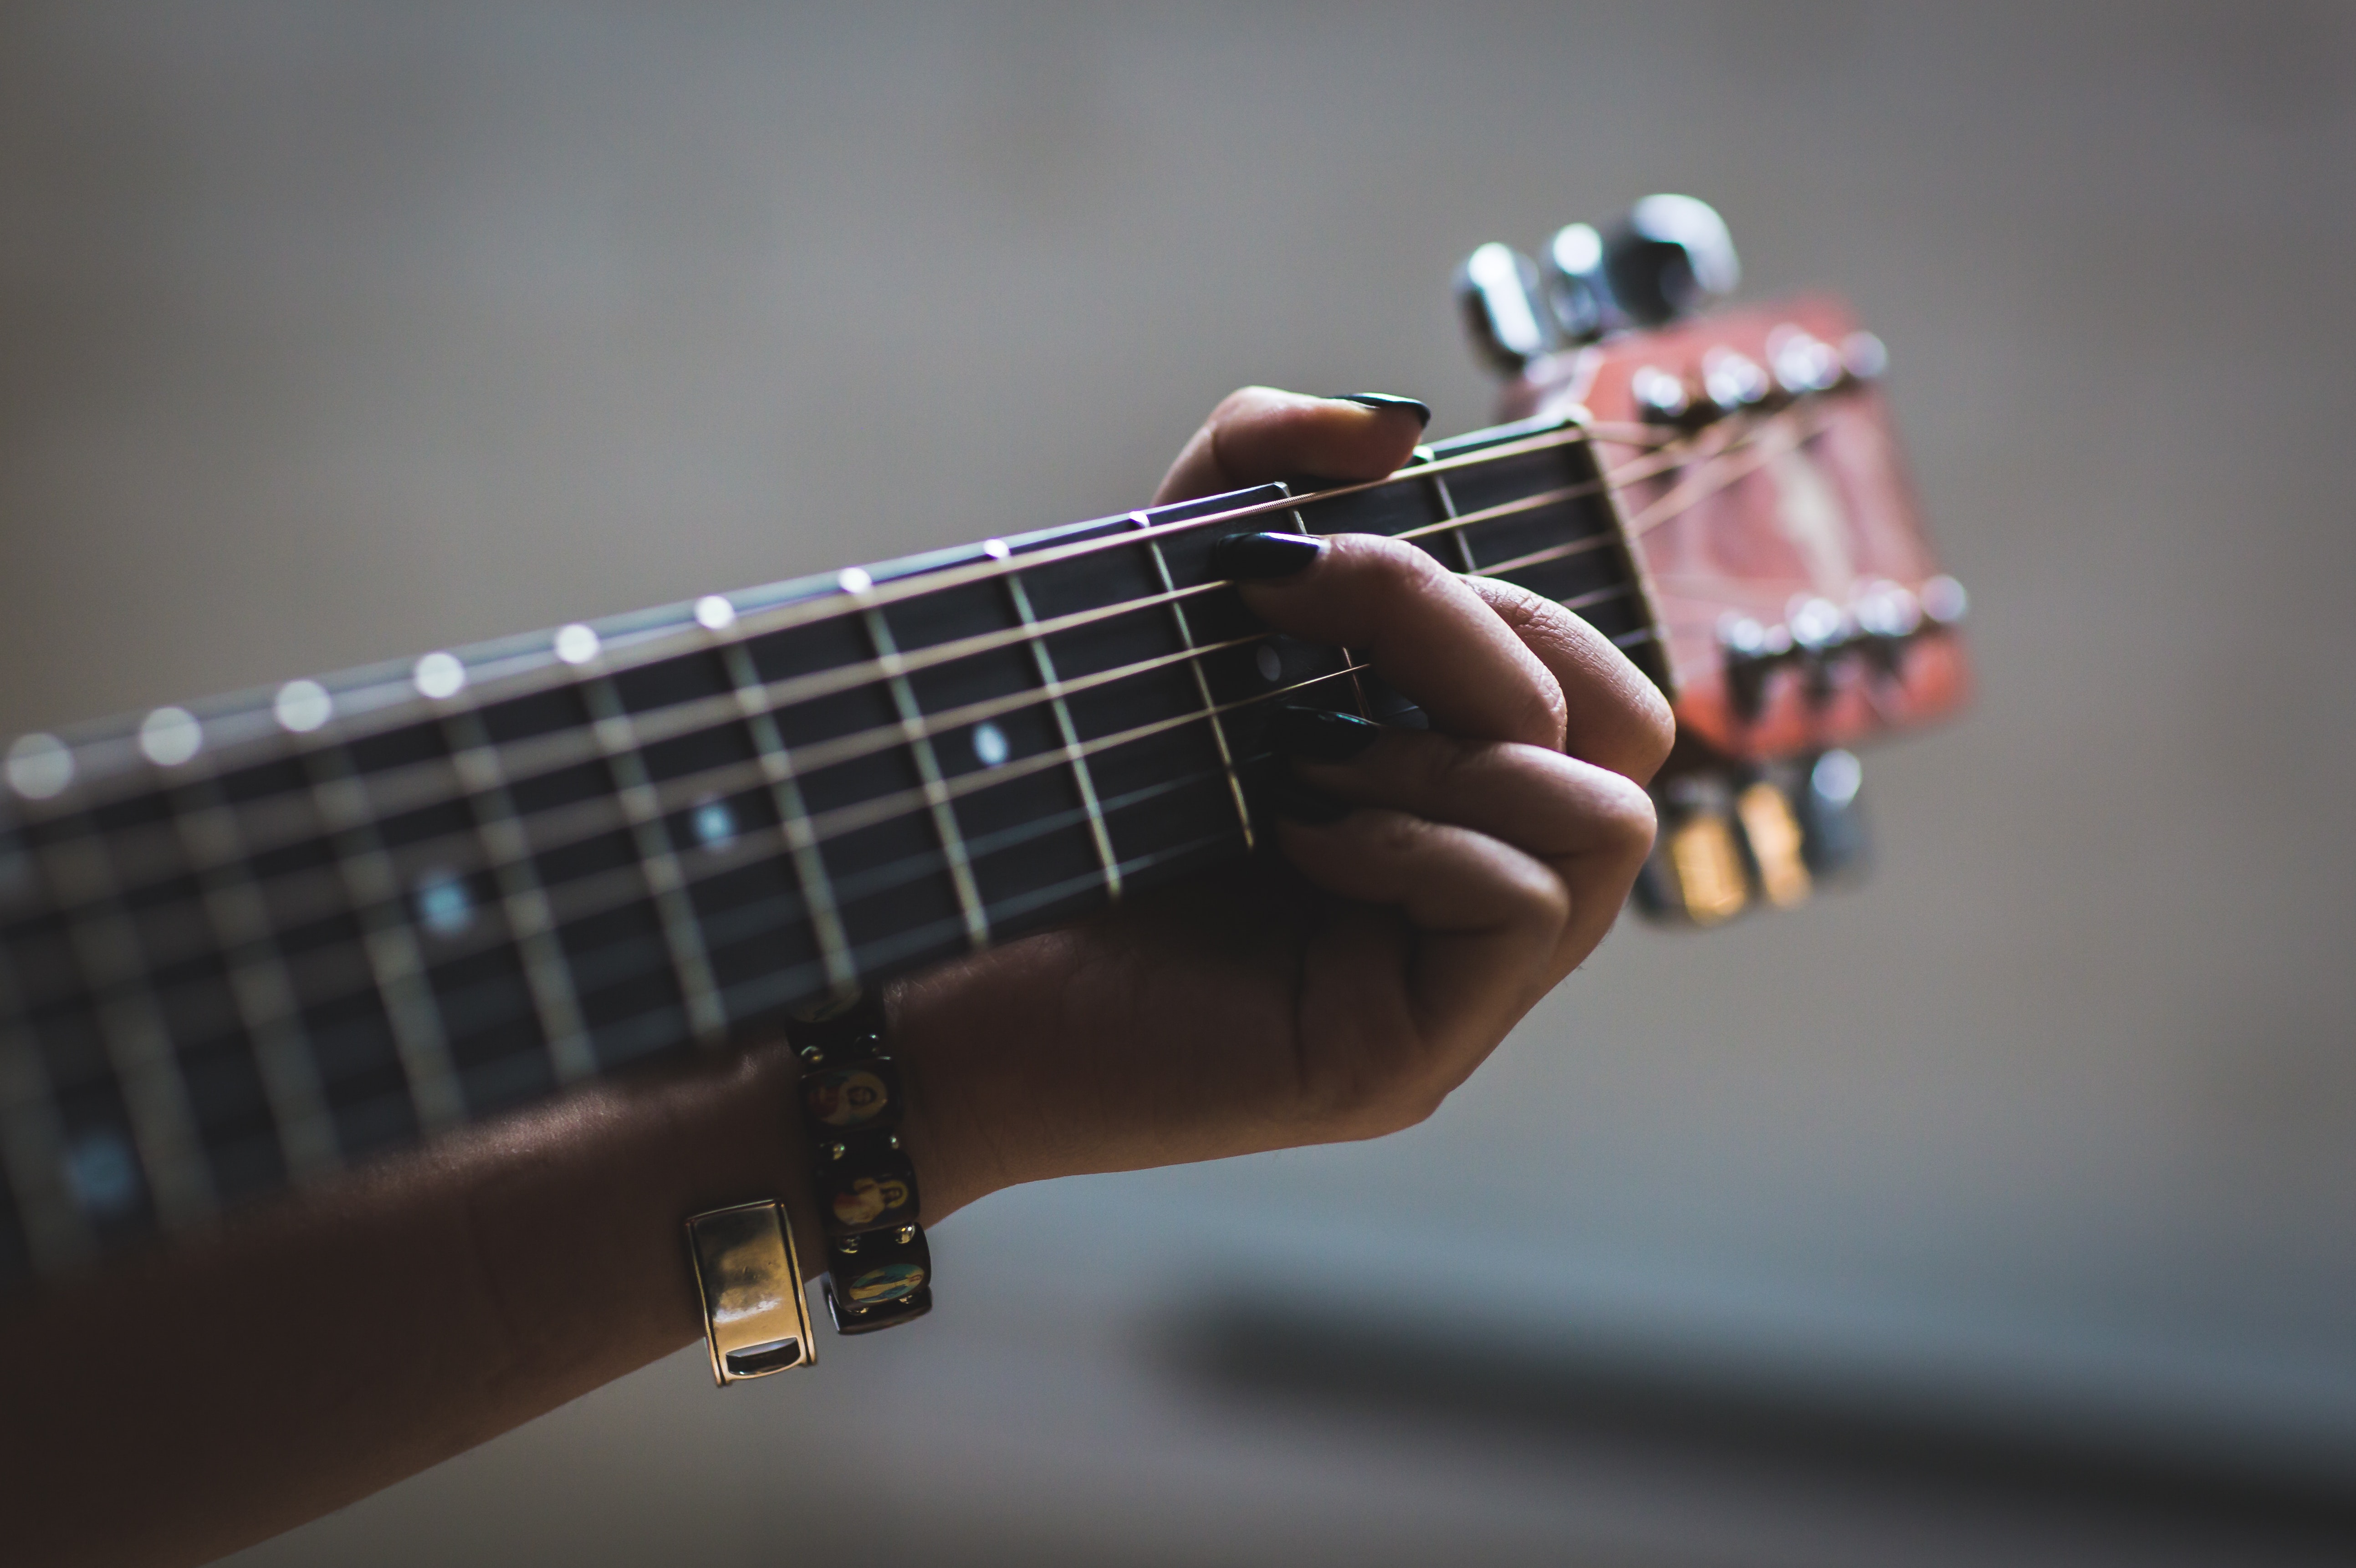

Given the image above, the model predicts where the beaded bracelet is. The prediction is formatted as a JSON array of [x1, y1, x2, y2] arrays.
[[784, 991, 935, 1335]]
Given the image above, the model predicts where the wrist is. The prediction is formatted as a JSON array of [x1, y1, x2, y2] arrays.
[[882, 974, 1015, 1226]]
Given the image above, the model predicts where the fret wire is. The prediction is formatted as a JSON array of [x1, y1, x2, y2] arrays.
[[0, 923, 93, 1270], [441, 710, 599, 1085], [858, 602, 991, 951], [174, 775, 342, 1182], [306, 742, 467, 1134], [1423, 463, 1479, 575], [1000, 567, 1123, 898], [1128, 514, 1254, 853], [31, 822, 218, 1228], [576, 672, 730, 1048], [715, 637, 856, 999]]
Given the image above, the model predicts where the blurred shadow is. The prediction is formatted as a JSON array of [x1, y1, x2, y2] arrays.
[[1176, 1296, 2356, 1549]]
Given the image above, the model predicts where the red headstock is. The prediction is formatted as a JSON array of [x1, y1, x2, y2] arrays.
[[1457, 200, 1969, 923]]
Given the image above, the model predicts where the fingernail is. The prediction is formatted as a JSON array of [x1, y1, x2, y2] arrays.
[[1260, 774, 1354, 825], [1269, 705, 1383, 763], [1211, 531, 1323, 581], [1331, 393, 1432, 429]]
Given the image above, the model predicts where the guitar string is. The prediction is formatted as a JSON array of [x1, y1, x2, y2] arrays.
[[0, 414, 1754, 911], [0, 410, 1793, 979]]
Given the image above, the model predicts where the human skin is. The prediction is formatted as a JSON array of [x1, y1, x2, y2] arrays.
[[0, 390, 1672, 1568]]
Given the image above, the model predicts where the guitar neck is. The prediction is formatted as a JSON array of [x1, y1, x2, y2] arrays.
[[0, 414, 1654, 1292]]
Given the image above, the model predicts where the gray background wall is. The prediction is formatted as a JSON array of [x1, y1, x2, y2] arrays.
[[3, 4, 2352, 1564]]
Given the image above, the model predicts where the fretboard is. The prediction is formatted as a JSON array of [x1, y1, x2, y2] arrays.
[[0, 415, 1656, 1293]]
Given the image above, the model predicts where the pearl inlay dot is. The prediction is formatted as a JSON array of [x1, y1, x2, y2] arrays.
[[972, 721, 1010, 768], [139, 707, 202, 768], [415, 871, 473, 936], [275, 680, 334, 734], [414, 652, 467, 700], [554, 624, 601, 666], [695, 595, 736, 631], [5, 734, 73, 800], [693, 799, 736, 851]]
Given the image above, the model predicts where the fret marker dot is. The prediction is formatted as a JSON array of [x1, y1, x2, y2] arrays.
[[415, 871, 474, 937], [274, 679, 333, 734], [838, 567, 873, 594], [5, 734, 73, 800], [554, 623, 600, 665], [1255, 643, 1283, 684], [695, 595, 736, 631], [982, 539, 1010, 560], [971, 721, 1009, 768], [414, 652, 466, 700], [693, 799, 736, 852], [65, 1129, 141, 1219], [138, 706, 202, 768]]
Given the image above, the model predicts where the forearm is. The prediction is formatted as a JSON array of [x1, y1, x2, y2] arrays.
[[0, 1040, 833, 1568]]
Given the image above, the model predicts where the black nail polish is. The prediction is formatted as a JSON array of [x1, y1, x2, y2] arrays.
[[1259, 774, 1354, 825], [1269, 705, 1383, 763], [1332, 393, 1433, 429], [1211, 531, 1323, 581]]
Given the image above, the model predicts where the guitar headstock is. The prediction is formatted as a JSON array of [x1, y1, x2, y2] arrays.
[[1457, 198, 1970, 926]]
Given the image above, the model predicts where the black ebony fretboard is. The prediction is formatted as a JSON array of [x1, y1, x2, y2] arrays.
[[0, 416, 1657, 1292]]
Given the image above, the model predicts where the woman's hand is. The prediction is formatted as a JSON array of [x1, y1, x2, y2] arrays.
[[894, 388, 1674, 1215]]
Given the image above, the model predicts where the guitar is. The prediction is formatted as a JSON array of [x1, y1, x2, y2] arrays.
[[0, 196, 1966, 1297]]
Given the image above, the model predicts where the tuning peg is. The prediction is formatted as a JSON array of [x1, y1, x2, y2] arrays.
[[1538, 222, 1612, 344], [1602, 194, 1740, 327], [1455, 242, 1558, 374]]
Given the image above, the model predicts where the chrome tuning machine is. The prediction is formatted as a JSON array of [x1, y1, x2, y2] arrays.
[[1458, 194, 1742, 374]]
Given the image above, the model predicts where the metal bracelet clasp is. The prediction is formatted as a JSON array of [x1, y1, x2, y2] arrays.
[[685, 1198, 816, 1384]]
